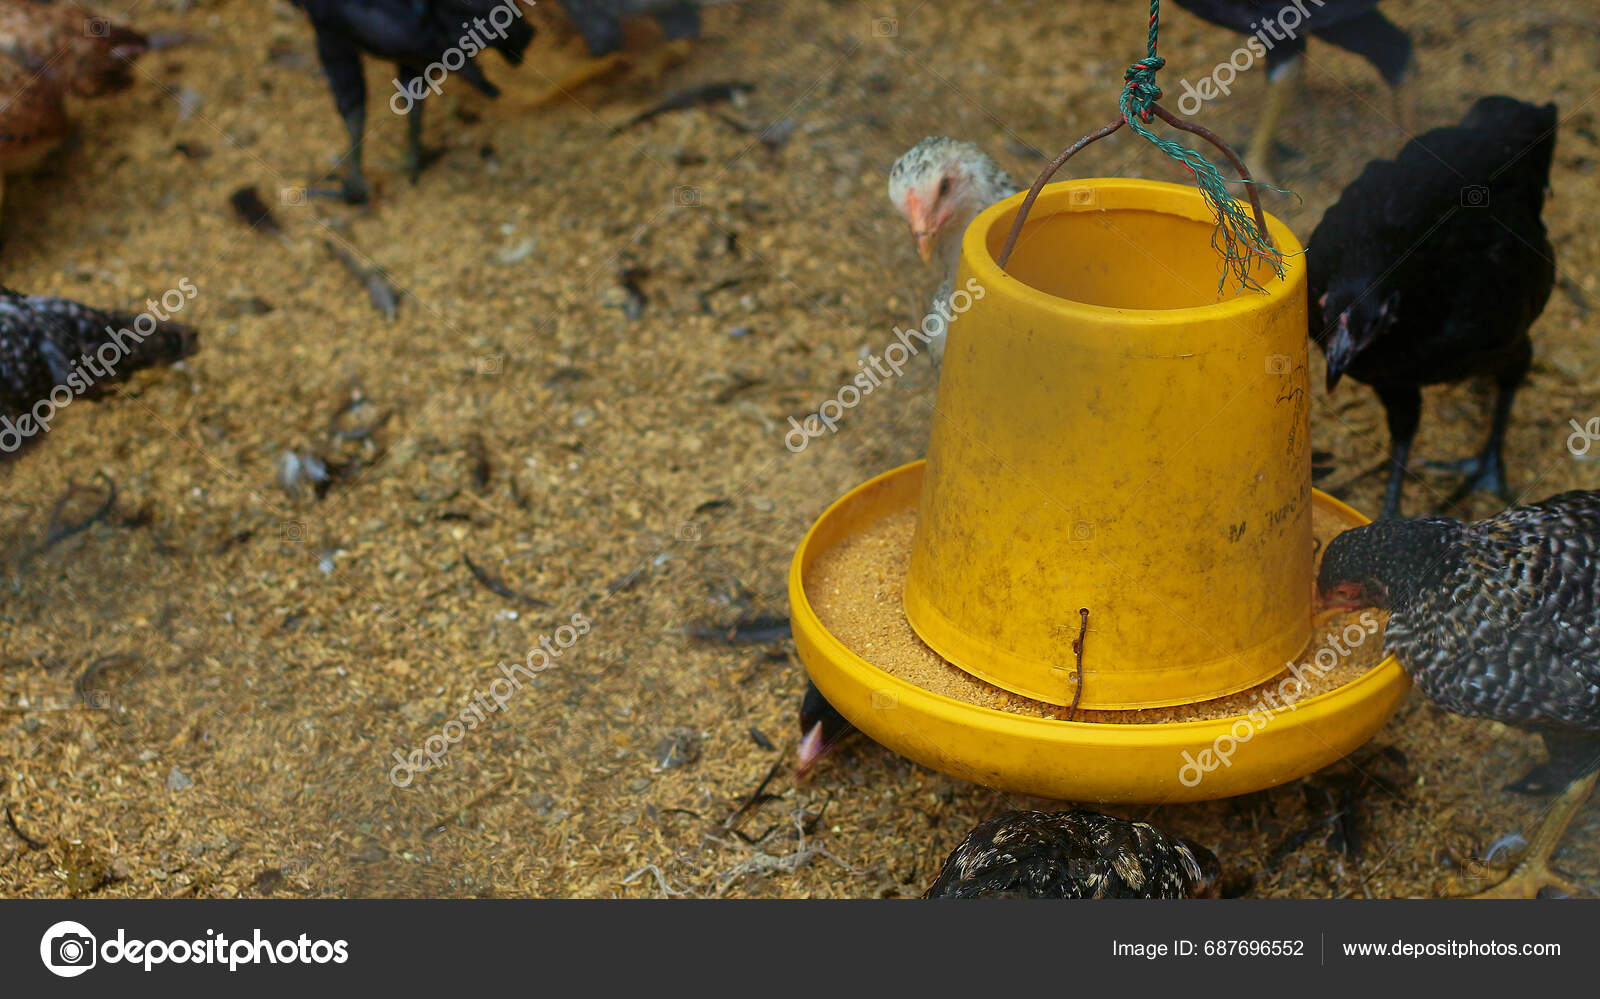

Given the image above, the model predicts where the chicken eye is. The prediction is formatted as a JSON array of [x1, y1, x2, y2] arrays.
[[937, 177, 951, 198]]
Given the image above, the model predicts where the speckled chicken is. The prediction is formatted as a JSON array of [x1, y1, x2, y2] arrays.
[[292, 0, 537, 203], [887, 138, 1020, 370], [0, 287, 197, 461], [1308, 96, 1557, 518], [1172, 0, 1414, 170], [0, 0, 154, 180], [926, 810, 1220, 899], [1319, 491, 1600, 897]]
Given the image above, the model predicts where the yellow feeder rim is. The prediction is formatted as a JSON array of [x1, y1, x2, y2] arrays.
[[789, 461, 1411, 804]]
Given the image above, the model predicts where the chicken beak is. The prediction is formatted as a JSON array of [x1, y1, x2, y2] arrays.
[[1323, 311, 1356, 392], [904, 192, 938, 264], [797, 721, 826, 777]]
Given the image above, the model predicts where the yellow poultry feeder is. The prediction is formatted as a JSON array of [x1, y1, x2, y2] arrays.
[[789, 178, 1410, 804]]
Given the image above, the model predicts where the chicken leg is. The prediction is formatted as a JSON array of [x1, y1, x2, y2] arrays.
[[1247, 55, 1303, 178], [1433, 385, 1529, 515], [306, 31, 371, 204], [1374, 382, 1421, 518], [399, 75, 445, 183], [1428, 383, 1519, 510], [309, 105, 370, 205], [1427, 344, 1529, 510], [1463, 769, 1598, 898]]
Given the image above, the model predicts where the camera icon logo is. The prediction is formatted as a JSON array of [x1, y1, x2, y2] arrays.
[[280, 186, 307, 206], [1071, 520, 1095, 542], [84, 17, 110, 37], [82, 689, 111, 710], [869, 689, 898, 710], [1461, 857, 1495, 879], [40, 920, 97, 977], [1461, 185, 1490, 208], [477, 354, 503, 375], [1067, 187, 1099, 209], [280, 520, 307, 543], [675, 522, 701, 542], [673, 186, 700, 207], [1266, 353, 1290, 375], [872, 17, 899, 37]]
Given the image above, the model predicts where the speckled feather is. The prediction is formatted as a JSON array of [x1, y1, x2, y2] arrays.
[[887, 137, 1017, 206], [1320, 493, 1600, 736], [0, 287, 197, 460], [925, 810, 1219, 899]]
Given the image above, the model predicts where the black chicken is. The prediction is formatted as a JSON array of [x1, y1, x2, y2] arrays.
[[1319, 491, 1600, 898], [796, 680, 855, 776], [1308, 96, 1557, 519], [925, 810, 1220, 899], [0, 287, 198, 460], [1171, 0, 1414, 170], [292, 0, 537, 203]]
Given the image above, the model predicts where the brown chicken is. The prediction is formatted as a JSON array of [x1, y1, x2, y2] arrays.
[[0, 0, 155, 187]]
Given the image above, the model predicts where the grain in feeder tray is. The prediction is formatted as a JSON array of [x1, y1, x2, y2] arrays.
[[806, 505, 1388, 725]]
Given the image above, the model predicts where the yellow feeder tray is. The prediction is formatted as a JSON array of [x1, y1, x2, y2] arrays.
[[789, 461, 1410, 804], [790, 177, 1409, 803]]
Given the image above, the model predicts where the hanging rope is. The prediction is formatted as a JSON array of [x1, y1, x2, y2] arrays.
[[1122, 0, 1283, 290], [996, 0, 1288, 292]]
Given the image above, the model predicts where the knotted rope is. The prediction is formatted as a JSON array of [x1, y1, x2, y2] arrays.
[[996, 0, 1288, 293]]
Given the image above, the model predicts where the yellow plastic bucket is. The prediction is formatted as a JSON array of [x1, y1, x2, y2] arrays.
[[904, 178, 1311, 710]]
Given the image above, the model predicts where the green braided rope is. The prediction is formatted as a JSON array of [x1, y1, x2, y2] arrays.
[[1120, 0, 1285, 292]]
